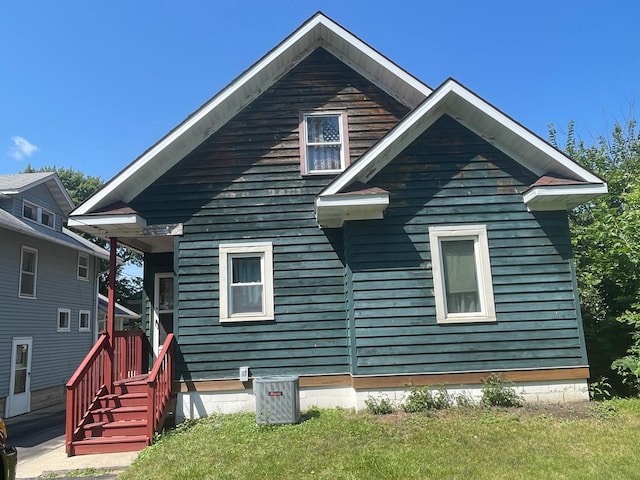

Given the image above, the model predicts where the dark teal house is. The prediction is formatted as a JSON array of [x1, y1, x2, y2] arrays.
[[70, 13, 607, 419]]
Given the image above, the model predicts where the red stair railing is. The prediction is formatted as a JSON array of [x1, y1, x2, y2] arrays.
[[65, 333, 110, 455], [147, 333, 175, 440]]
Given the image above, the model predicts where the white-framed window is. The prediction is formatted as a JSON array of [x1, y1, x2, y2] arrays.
[[428, 225, 496, 324], [22, 200, 55, 229], [219, 242, 274, 322], [300, 111, 350, 175], [77, 253, 89, 281], [57, 308, 71, 332], [19, 246, 38, 298], [79, 310, 91, 332]]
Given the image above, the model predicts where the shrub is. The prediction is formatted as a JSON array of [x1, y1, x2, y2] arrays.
[[364, 395, 394, 415], [402, 386, 453, 412], [481, 373, 523, 408]]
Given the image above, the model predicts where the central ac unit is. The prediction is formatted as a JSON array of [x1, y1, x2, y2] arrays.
[[254, 375, 300, 425]]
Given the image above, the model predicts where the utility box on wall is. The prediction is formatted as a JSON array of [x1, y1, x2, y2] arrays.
[[254, 375, 300, 425]]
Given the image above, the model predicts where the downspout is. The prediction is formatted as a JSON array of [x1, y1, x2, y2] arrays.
[[106, 237, 117, 393]]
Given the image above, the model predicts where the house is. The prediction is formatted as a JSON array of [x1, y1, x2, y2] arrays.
[[0, 172, 109, 417], [68, 12, 607, 433], [97, 293, 140, 331]]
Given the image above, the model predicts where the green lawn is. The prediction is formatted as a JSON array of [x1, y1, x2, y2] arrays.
[[117, 399, 640, 480]]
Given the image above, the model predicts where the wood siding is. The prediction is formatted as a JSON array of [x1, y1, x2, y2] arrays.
[[347, 115, 588, 375], [134, 48, 410, 381]]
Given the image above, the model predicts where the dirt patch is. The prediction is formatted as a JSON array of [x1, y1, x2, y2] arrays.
[[372, 400, 601, 424]]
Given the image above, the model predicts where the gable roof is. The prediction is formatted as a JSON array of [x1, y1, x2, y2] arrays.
[[0, 172, 75, 215], [71, 12, 432, 217], [315, 79, 608, 226]]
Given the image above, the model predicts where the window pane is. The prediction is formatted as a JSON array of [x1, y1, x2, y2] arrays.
[[23, 203, 37, 221], [232, 257, 261, 283], [307, 145, 341, 171], [158, 277, 174, 310], [306, 116, 340, 143], [231, 285, 263, 314], [80, 313, 89, 328], [20, 273, 35, 296], [22, 251, 36, 273], [441, 239, 480, 314], [41, 210, 54, 227], [59, 311, 69, 329]]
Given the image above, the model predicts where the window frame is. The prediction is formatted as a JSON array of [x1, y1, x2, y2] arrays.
[[79, 310, 91, 332], [299, 111, 350, 175], [22, 200, 55, 229], [77, 253, 90, 281], [219, 242, 274, 323], [428, 225, 496, 324], [19, 246, 38, 299], [57, 308, 71, 332]]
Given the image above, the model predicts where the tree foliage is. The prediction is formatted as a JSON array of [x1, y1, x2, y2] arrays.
[[22, 164, 142, 303], [550, 119, 640, 395]]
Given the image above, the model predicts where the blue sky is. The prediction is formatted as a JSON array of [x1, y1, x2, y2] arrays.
[[1, 0, 638, 180]]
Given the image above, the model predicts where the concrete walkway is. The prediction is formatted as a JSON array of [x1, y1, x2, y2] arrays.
[[5, 404, 139, 479]]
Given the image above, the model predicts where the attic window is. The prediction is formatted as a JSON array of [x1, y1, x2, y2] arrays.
[[23, 200, 55, 229], [300, 112, 350, 175]]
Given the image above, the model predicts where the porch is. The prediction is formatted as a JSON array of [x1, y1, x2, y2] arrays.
[[65, 330, 175, 456]]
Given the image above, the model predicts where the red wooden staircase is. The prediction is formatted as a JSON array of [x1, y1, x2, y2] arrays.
[[66, 331, 175, 456]]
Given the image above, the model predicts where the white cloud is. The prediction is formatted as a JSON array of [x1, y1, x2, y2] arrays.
[[9, 136, 39, 160]]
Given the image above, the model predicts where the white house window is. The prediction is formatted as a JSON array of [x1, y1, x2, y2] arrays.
[[428, 225, 496, 324], [79, 310, 90, 331], [77, 253, 89, 280], [300, 112, 350, 174], [219, 242, 274, 322], [22, 200, 55, 229], [57, 308, 71, 332], [19, 246, 38, 298]]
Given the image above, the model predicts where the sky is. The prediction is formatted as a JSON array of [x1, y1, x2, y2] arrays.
[[1, 0, 638, 181]]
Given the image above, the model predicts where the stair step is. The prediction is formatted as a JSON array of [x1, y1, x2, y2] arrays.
[[70, 435, 150, 455], [83, 419, 148, 438], [91, 405, 148, 422], [98, 392, 147, 408]]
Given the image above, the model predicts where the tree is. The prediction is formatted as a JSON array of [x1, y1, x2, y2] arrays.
[[549, 119, 640, 395], [22, 165, 142, 303]]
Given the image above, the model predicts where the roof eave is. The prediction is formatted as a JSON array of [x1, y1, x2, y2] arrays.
[[523, 184, 609, 211], [315, 192, 390, 228]]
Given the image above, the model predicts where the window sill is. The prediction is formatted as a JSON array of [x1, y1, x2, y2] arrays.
[[436, 315, 496, 324], [220, 314, 274, 323]]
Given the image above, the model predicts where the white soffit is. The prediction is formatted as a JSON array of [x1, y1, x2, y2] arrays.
[[321, 79, 605, 197], [72, 13, 431, 217]]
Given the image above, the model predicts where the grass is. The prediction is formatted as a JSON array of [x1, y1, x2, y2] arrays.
[[117, 400, 640, 480]]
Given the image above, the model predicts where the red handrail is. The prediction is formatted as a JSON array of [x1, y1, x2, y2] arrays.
[[65, 334, 110, 455], [147, 333, 175, 440]]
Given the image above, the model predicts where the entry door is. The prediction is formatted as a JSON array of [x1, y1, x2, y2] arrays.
[[154, 273, 174, 357], [6, 337, 32, 417]]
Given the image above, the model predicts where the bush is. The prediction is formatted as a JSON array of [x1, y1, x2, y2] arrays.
[[364, 395, 394, 415], [481, 373, 523, 408], [402, 386, 453, 412]]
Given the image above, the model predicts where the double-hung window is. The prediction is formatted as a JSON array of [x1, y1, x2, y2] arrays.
[[77, 253, 89, 280], [219, 242, 274, 322], [300, 112, 350, 174], [19, 246, 38, 298], [429, 225, 496, 324]]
